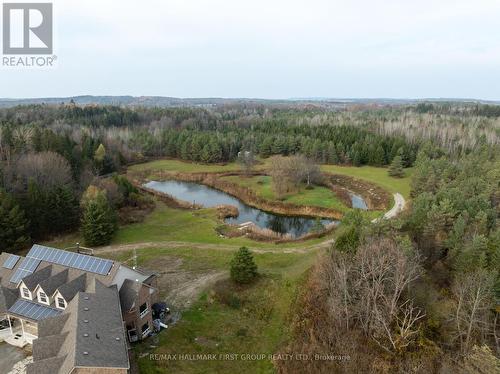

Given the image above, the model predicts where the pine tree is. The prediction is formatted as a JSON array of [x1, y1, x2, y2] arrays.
[[81, 186, 117, 246], [25, 180, 47, 238], [230, 247, 258, 284], [48, 187, 80, 233], [373, 145, 386, 166], [388, 155, 405, 177], [0, 190, 30, 252]]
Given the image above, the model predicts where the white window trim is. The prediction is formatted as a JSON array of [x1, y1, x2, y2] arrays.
[[56, 296, 66, 309], [141, 324, 151, 337], [139, 302, 149, 319], [37, 289, 49, 305], [53, 291, 67, 310], [20, 284, 31, 300]]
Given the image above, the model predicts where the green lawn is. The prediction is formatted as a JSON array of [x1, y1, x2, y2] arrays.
[[221, 175, 350, 212], [114, 202, 328, 248], [129, 158, 272, 176], [130, 158, 411, 199], [44, 200, 329, 250], [133, 246, 317, 374], [321, 165, 413, 198]]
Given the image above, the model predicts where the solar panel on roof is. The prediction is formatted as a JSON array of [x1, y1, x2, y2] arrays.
[[2, 254, 20, 269], [8, 299, 62, 321], [27, 245, 113, 275], [9, 257, 42, 284]]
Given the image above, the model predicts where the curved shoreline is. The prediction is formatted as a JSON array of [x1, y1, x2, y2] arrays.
[[137, 171, 346, 220]]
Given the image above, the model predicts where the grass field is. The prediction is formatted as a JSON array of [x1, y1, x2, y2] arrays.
[[221, 175, 350, 212], [130, 158, 412, 199], [320, 165, 413, 198], [44, 200, 328, 250], [130, 245, 317, 374], [129, 159, 241, 174]]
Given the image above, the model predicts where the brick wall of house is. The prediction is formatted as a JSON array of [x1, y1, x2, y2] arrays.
[[123, 282, 159, 340]]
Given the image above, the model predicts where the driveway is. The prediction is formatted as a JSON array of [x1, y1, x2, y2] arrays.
[[0, 343, 26, 373]]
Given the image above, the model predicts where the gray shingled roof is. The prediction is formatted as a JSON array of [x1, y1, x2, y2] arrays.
[[74, 281, 129, 369], [56, 273, 86, 301], [37, 269, 69, 296], [22, 265, 53, 291], [26, 356, 67, 374], [119, 278, 141, 312], [0, 286, 17, 315], [28, 279, 129, 374], [32, 332, 68, 361]]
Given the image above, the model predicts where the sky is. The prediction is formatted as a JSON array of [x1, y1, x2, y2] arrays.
[[1, 0, 500, 99]]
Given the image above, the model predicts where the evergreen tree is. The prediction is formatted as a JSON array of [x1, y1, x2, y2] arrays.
[[48, 187, 80, 233], [81, 186, 117, 246], [388, 155, 405, 177], [25, 180, 47, 238], [373, 145, 386, 166], [230, 247, 258, 284], [0, 190, 30, 252]]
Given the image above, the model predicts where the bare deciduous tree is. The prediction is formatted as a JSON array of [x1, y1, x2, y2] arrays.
[[6, 151, 73, 192], [238, 150, 255, 175], [269, 155, 293, 198], [450, 270, 496, 354], [269, 155, 322, 198], [323, 238, 425, 354]]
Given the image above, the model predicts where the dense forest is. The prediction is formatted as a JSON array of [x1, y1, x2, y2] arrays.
[[0, 101, 498, 372], [0, 102, 498, 245], [277, 144, 500, 371]]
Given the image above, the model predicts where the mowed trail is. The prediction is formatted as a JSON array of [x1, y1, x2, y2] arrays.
[[95, 239, 334, 256]]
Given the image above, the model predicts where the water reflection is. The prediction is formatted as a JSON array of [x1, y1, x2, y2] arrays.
[[349, 193, 368, 210], [144, 180, 335, 237]]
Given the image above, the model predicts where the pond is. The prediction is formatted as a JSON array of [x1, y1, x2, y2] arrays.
[[144, 180, 337, 238], [349, 192, 368, 210]]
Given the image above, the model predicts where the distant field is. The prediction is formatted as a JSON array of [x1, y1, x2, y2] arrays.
[[221, 175, 350, 212], [321, 165, 413, 198]]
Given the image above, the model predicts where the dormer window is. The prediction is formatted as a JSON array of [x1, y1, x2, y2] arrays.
[[56, 296, 66, 309], [21, 286, 31, 300], [38, 290, 49, 304]]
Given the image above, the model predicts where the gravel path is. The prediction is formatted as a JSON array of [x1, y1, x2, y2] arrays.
[[372, 193, 406, 222]]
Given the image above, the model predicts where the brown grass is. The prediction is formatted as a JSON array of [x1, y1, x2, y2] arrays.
[[325, 173, 391, 210]]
